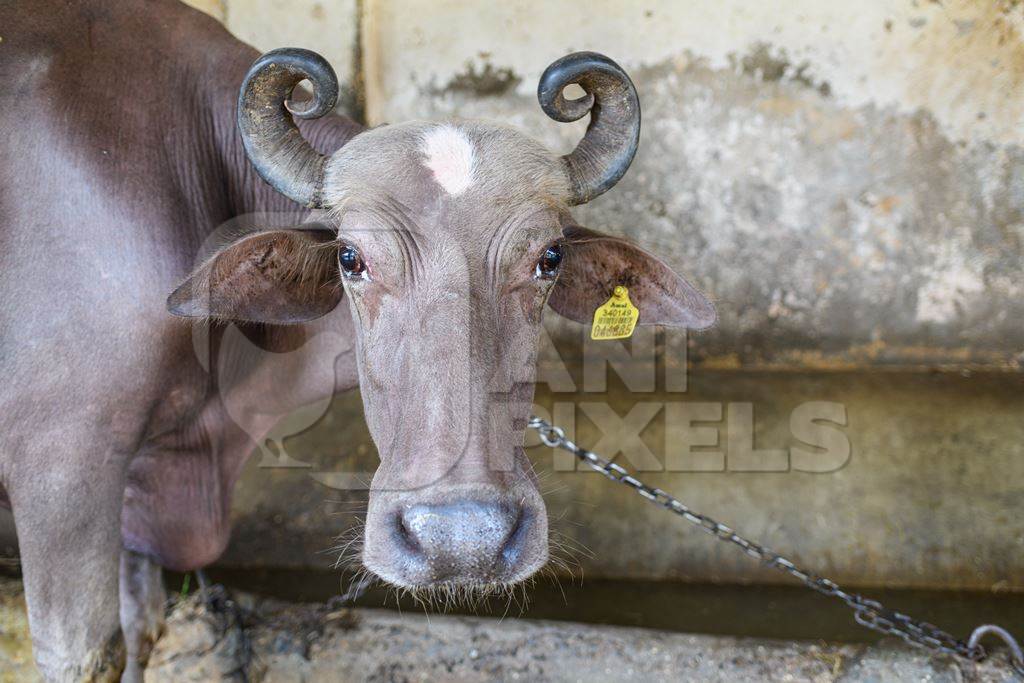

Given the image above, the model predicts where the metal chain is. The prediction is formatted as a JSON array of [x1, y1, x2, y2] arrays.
[[527, 415, 1024, 676]]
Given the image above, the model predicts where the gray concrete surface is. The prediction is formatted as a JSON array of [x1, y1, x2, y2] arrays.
[[0, 575, 1016, 681], [181, 0, 1024, 368], [5, 576, 1012, 682], [183, 0, 360, 116], [137, 585, 1024, 682]]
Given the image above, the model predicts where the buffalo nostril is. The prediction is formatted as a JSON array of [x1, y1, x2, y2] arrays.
[[394, 511, 421, 554], [397, 501, 521, 577], [500, 508, 527, 567]]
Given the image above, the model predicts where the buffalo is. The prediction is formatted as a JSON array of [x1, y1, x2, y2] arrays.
[[0, 0, 714, 679]]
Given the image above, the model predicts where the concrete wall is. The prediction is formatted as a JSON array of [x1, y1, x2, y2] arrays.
[[137, 0, 1024, 590], [186, 0, 361, 114], [189, 0, 1024, 369]]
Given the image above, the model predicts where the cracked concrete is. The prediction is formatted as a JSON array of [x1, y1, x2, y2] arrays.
[[0, 575, 1016, 681], [138, 586, 1024, 682]]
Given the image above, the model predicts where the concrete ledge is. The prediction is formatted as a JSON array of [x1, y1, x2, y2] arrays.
[[146, 588, 1016, 682], [0, 577, 1015, 681]]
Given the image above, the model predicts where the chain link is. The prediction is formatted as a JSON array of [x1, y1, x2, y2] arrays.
[[527, 415, 1024, 676]]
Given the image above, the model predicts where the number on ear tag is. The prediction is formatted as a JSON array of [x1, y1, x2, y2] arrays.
[[591, 286, 640, 340]]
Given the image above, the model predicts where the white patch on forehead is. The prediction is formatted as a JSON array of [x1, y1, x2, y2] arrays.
[[420, 125, 476, 196]]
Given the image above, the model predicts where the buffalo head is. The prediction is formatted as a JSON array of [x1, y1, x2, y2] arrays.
[[169, 48, 715, 598]]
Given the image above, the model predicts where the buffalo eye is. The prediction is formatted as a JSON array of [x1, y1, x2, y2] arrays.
[[338, 244, 366, 278], [535, 243, 563, 280]]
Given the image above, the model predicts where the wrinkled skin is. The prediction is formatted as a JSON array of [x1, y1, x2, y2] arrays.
[[0, 0, 714, 680], [322, 123, 570, 588], [0, 1, 361, 679]]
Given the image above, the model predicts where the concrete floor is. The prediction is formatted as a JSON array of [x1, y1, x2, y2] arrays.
[[0, 578, 1017, 682]]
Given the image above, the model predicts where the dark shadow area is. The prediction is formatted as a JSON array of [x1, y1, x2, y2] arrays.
[[175, 568, 1024, 645]]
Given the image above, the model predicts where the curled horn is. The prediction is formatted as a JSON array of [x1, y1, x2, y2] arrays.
[[538, 52, 641, 205], [237, 48, 339, 208]]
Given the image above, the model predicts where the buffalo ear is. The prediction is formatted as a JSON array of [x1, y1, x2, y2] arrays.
[[167, 225, 342, 324], [547, 225, 716, 330]]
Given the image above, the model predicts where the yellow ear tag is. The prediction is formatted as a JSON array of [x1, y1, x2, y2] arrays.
[[591, 286, 640, 340]]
